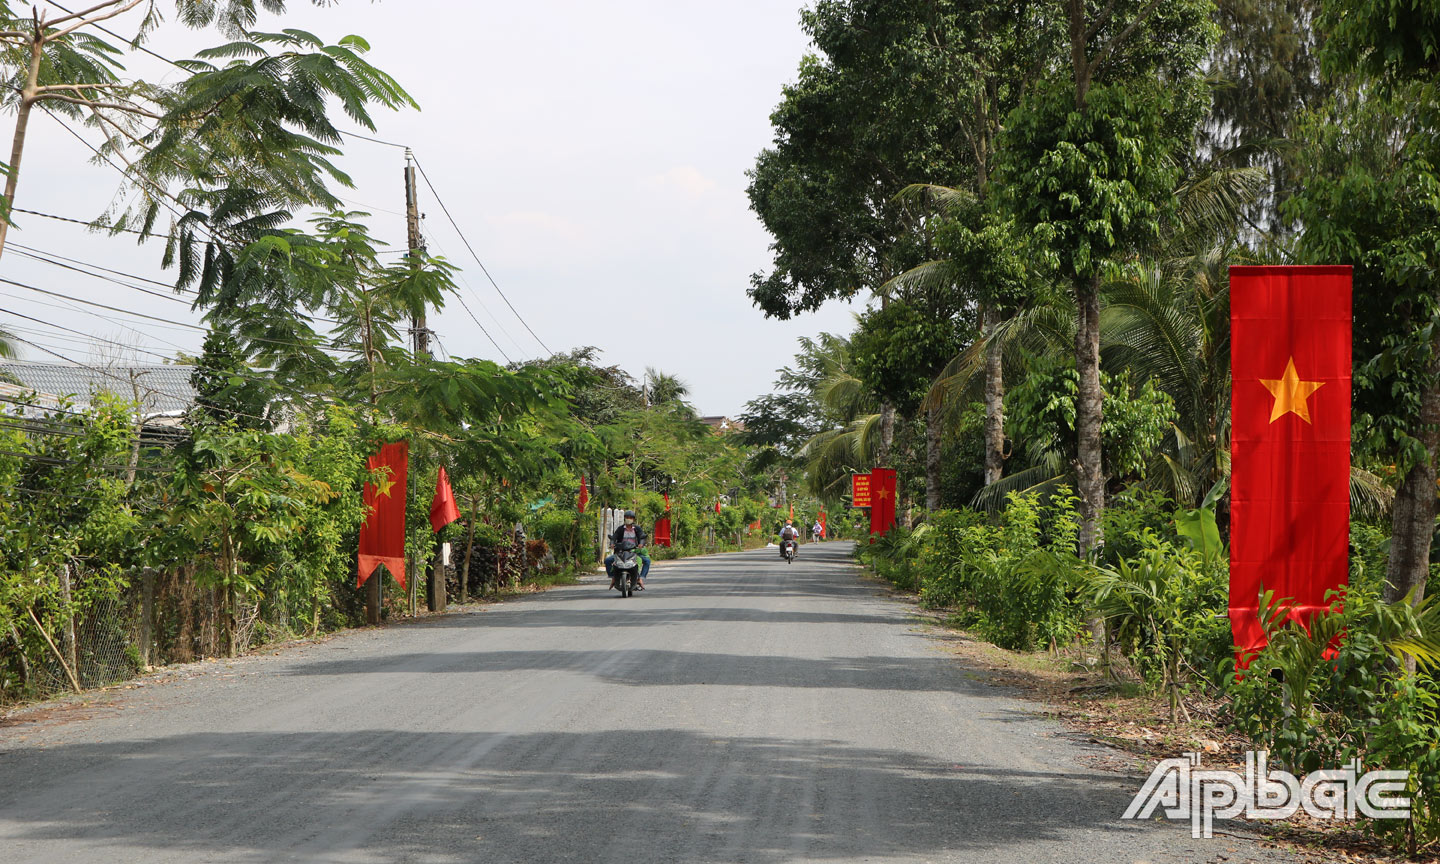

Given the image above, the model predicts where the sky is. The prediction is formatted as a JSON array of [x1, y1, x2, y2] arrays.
[[1, 0, 862, 417]]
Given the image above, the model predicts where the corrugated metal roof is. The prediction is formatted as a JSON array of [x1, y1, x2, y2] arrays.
[[0, 363, 197, 415]]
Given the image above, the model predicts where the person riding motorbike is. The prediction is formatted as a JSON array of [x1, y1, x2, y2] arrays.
[[779, 519, 799, 559], [606, 510, 650, 590], [812, 520, 824, 541]]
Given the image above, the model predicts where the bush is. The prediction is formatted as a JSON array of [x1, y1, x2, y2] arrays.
[[1226, 588, 1440, 854]]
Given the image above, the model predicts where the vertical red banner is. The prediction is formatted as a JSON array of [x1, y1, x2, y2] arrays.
[[869, 467, 897, 537], [359, 441, 409, 588], [578, 474, 588, 514], [1230, 266, 1351, 665]]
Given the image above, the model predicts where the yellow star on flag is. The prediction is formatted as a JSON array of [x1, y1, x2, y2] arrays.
[[374, 473, 396, 498], [1260, 357, 1324, 424], [877, 488, 892, 500]]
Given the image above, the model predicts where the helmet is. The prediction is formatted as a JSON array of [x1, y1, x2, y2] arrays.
[[624, 510, 636, 520]]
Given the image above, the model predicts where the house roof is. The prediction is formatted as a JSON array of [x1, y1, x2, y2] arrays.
[[699, 415, 745, 433], [0, 362, 198, 416]]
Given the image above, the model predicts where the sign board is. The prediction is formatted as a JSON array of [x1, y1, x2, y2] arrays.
[[851, 473, 872, 508]]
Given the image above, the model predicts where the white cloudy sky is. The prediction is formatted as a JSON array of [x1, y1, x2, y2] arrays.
[[1, 1, 862, 416]]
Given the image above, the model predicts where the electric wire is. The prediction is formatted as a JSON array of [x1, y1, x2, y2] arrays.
[[411, 155, 551, 355], [420, 224, 527, 360]]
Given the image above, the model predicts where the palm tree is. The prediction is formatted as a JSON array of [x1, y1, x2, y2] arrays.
[[794, 334, 884, 504]]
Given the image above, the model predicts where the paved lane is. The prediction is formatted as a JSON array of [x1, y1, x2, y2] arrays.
[[0, 541, 1290, 863]]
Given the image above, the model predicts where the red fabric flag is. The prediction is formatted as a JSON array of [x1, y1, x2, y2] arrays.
[[663, 493, 670, 511], [819, 511, 827, 532], [654, 516, 672, 547], [359, 441, 409, 589], [789, 503, 794, 520], [578, 474, 588, 514], [869, 467, 897, 537], [714, 499, 721, 514], [1230, 266, 1351, 667], [429, 466, 460, 533]]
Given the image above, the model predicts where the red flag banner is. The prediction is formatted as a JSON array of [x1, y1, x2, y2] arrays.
[[852, 473, 872, 508], [654, 516, 672, 547], [870, 467, 897, 537], [819, 511, 827, 533], [664, 493, 670, 511], [1230, 266, 1351, 666], [714, 500, 722, 514], [578, 474, 588, 514], [359, 441, 409, 589], [430, 466, 460, 533]]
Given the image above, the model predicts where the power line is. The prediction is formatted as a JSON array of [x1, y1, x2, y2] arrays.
[[338, 129, 408, 149], [420, 224, 528, 359], [410, 155, 552, 355], [9, 206, 163, 239], [8, 236, 347, 327]]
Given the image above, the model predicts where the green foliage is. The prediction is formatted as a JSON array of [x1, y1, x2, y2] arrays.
[[850, 302, 965, 417], [898, 490, 1087, 650], [1007, 362, 1177, 480], [997, 80, 1200, 282], [1228, 586, 1440, 850]]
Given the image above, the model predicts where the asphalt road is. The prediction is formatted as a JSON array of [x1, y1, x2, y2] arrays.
[[0, 541, 1295, 864]]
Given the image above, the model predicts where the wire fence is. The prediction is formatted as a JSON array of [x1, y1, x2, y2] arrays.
[[31, 591, 140, 698]]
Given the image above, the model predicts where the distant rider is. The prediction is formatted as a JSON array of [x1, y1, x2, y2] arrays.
[[812, 520, 824, 542], [779, 519, 799, 558], [606, 510, 650, 590]]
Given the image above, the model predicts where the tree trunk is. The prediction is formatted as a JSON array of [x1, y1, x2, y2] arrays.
[[58, 562, 78, 679], [925, 401, 942, 510], [7, 623, 30, 687], [878, 401, 896, 466], [1385, 345, 1440, 605], [983, 307, 1006, 487], [0, 36, 43, 259], [1074, 276, 1106, 555]]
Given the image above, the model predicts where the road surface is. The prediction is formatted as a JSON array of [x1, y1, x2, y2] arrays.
[[0, 541, 1292, 863]]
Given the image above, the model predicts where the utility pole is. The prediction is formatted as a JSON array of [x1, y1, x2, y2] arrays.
[[404, 148, 429, 358], [403, 148, 447, 615]]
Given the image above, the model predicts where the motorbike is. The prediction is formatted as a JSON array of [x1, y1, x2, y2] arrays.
[[781, 538, 797, 564], [611, 539, 642, 597]]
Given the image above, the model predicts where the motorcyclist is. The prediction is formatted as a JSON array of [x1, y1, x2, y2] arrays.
[[812, 520, 824, 541], [606, 510, 650, 590], [779, 519, 799, 558]]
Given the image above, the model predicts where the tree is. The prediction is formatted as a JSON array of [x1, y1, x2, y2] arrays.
[[747, 1, 987, 462], [1288, 0, 1440, 606], [0, 1, 351, 258], [1203, 0, 1328, 240], [851, 301, 966, 509], [995, 0, 1215, 555]]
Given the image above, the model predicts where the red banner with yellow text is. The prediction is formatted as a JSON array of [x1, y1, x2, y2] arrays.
[[1230, 266, 1351, 666], [852, 473, 872, 508]]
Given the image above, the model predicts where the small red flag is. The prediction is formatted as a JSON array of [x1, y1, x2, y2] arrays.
[[663, 493, 670, 511], [714, 499, 721, 514], [789, 503, 794, 520], [359, 441, 408, 589], [1230, 266, 1351, 667], [869, 467, 897, 537], [430, 466, 460, 533], [578, 474, 588, 514]]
